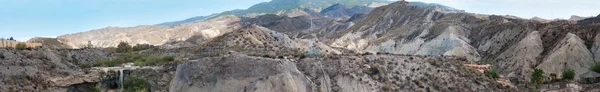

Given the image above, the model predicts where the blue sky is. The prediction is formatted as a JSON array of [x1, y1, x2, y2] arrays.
[[1, 0, 599, 41], [0, 0, 269, 41]]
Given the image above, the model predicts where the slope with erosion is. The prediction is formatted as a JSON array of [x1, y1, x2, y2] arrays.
[[328, 1, 600, 82], [330, 2, 477, 60], [536, 33, 595, 77], [57, 16, 242, 48], [170, 53, 509, 92], [198, 25, 341, 55], [0, 48, 113, 91]]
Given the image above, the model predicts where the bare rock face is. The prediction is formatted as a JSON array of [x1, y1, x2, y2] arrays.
[[0, 48, 113, 91], [295, 55, 508, 91], [330, 2, 480, 61], [170, 53, 509, 92], [169, 54, 313, 92], [200, 25, 341, 54], [493, 31, 543, 80], [536, 33, 595, 77], [591, 33, 600, 62], [26, 37, 72, 49], [57, 15, 242, 48]]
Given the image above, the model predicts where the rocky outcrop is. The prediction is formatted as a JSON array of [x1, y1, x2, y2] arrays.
[[536, 33, 595, 77], [170, 53, 509, 92], [200, 25, 341, 54], [493, 31, 543, 80], [169, 54, 313, 92], [320, 4, 373, 19], [330, 2, 481, 60], [569, 15, 588, 22], [26, 37, 72, 49], [298, 55, 509, 91], [0, 48, 113, 91]]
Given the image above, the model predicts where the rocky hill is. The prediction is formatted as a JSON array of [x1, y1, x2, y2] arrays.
[[0, 48, 113, 91], [12, 0, 600, 91], [198, 25, 341, 55], [170, 53, 508, 92], [158, 0, 462, 26], [326, 1, 600, 82], [56, 16, 242, 48], [320, 4, 373, 19]]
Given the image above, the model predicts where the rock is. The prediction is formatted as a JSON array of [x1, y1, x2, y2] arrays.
[[536, 33, 595, 78], [494, 31, 543, 80], [169, 54, 313, 92]]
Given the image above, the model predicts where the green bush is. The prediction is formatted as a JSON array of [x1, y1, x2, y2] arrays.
[[98, 59, 118, 67], [115, 53, 143, 63], [132, 44, 154, 51], [116, 42, 132, 53], [162, 56, 174, 61], [485, 68, 500, 80], [531, 69, 544, 84], [88, 86, 101, 92], [591, 62, 600, 73], [15, 43, 27, 50], [562, 69, 575, 80], [123, 74, 149, 92]]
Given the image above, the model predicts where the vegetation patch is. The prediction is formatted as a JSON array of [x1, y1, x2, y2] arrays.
[[123, 73, 149, 92]]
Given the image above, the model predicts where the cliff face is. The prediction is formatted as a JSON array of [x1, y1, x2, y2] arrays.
[[0, 48, 113, 91], [169, 54, 313, 92]]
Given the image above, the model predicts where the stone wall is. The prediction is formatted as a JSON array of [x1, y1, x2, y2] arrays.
[[0, 39, 42, 48]]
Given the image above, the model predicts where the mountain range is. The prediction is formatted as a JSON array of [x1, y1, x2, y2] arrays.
[[156, 0, 461, 26], [15, 0, 600, 91]]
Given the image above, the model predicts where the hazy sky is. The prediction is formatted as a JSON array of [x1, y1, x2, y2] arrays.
[[1, 0, 598, 41]]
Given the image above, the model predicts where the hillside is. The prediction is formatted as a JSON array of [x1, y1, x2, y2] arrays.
[[328, 1, 600, 82], [157, 0, 462, 26], [57, 16, 242, 48]]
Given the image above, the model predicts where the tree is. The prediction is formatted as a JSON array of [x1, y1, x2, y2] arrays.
[[116, 42, 132, 53], [15, 43, 27, 50], [562, 69, 575, 80], [123, 73, 149, 92], [8, 37, 14, 41], [531, 69, 544, 85], [485, 68, 500, 80], [85, 41, 94, 48], [132, 44, 153, 51]]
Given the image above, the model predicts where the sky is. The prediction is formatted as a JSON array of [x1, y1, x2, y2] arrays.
[[0, 0, 599, 41]]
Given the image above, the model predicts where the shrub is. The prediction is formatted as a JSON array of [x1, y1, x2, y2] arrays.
[[88, 86, 101, 92], [531, 69, 544, 84], [132, 44, 153, 51], [98, 59, 118, 67], [591, 62, 600, 73], [562, 69, 575, 80], [144, 55, 172, 65], [485, 68, 500, 80], [162, 56, 174, 61], [134, 58, 146, 66], [123, 74, 149, 92], [79, 64, 92, 69], [550, 73, 557, 81], [116, 42, 132, 53], [15, 43, 27, 50]]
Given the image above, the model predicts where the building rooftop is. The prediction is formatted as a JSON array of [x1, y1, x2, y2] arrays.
[[580, 71, 600, 78]]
